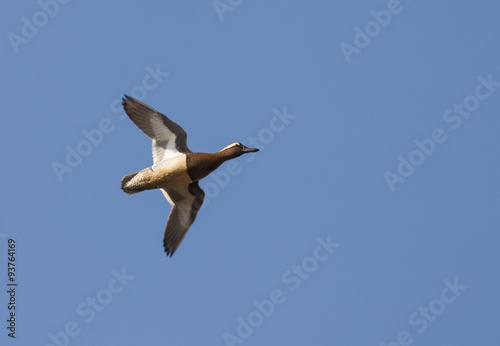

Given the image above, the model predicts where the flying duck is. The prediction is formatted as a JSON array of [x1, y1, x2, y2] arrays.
[[121, 95, 259, 257]]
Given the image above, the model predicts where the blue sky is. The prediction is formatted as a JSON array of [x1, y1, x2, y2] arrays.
[[1, 1, 500, 345]]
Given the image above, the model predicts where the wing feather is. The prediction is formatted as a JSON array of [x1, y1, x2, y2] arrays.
[[122, 95, 191, 164], [160, 182, 205, 256]]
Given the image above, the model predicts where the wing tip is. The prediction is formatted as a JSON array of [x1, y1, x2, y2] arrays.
[[164, 244, 175, 257], [122, 94, 133, 109]]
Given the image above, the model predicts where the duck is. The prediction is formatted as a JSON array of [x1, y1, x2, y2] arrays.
[[120, 95, 259, 257]]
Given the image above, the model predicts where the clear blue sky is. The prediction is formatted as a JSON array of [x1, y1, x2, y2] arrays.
[[1, 1, 499, 345]]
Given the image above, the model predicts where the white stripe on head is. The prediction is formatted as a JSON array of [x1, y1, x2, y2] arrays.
[[220, 142, 241, 151]]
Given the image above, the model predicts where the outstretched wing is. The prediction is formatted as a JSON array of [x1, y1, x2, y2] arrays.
[[122, 95, 191, 165], [160, 182, 205, 257]]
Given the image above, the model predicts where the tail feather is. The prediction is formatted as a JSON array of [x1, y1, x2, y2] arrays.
[[121, 172, 141, 195]]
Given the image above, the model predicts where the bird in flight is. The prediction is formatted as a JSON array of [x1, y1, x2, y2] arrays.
[[121, 96, 259, 257]]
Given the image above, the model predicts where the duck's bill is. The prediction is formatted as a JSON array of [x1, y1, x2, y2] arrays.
[[242, 146, 259, 153]]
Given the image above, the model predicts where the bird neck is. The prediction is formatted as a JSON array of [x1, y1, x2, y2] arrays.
[[216, 147, 241, 162]]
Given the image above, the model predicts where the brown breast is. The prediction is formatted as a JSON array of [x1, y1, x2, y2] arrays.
[[186, 153, 224, 182]]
